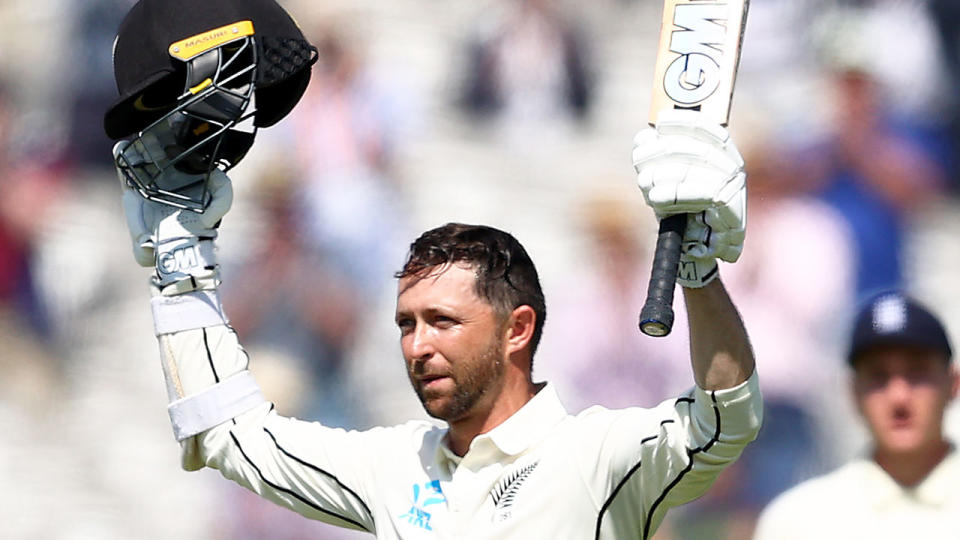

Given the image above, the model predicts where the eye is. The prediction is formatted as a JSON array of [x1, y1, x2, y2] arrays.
[[397, 317, 415, 335], [433, 315, 456, 329], [857, 368, 887, 389], [868, 370, 889, 385], [906, 365, 937, 384]]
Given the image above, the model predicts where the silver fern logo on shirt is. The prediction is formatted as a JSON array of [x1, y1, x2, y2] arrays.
[[490, 460, 540, 522]]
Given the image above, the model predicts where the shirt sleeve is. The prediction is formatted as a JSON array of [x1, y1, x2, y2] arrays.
[[156, 315, 379, 533], [580, 372, 763, 538]]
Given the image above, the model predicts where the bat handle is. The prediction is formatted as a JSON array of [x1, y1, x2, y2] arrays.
[[639, 213, 687, 337]]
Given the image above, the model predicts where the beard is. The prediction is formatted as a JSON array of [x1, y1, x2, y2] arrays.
[[409, 336, 506, 423]]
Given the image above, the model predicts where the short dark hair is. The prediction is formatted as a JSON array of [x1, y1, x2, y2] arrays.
[[396, 223, 547, 361]]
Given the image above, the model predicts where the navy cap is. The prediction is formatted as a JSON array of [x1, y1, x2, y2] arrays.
[[848, 292, 953, 364]]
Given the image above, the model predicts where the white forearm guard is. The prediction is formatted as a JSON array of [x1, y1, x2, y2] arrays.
[[151, 289, 228, 336], [151, 288, 266, 447]]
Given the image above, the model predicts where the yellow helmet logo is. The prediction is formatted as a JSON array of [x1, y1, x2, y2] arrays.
[[168, 21, 255, 61]]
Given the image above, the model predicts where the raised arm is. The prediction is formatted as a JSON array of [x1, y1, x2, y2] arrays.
[[113, 141, 377, 532], [586, 278, 760, 534], [633, 109, 754, 391], [684, 280, 754, 390]]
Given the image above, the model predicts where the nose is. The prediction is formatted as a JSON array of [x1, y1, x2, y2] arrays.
[[406, 322, 435, 362], [884, 374, 913, 404]]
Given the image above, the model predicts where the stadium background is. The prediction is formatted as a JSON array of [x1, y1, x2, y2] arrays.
[[1, 0, 959, 538]]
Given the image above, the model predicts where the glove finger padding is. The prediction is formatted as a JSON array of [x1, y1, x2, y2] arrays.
[[708, 175, 747, 263], [683, 207, 745, 263], [116, 141, 156, 267], [150, 171, 232, 241], [201, 169, 233, 229], [634, 137, 743, 218], [633, 109, 747, 282], [640, 163, 734, 217], [122, 188, 157, 267], [633, 131, 742, 174]]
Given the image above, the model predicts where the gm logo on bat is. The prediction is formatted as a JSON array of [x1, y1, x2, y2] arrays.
[[662, 3, 730, 106]]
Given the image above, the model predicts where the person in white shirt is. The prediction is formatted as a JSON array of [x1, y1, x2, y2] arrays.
[[754, 292, 957, 540], [105, 3, 761, 538]]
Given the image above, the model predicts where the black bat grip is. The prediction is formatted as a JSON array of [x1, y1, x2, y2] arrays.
[[639, 214, 687, 337]]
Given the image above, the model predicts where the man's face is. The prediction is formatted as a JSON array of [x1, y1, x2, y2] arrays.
[[853, 346, 957, 456], [395, 263, 508, 423]]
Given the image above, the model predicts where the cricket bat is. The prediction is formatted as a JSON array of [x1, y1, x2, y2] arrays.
[[639, 0, 749, 337]]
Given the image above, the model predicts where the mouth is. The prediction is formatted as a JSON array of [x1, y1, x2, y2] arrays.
[[419, 374, 451, 390], [890, 418, 913, 429], [890, 408, 913, 430]]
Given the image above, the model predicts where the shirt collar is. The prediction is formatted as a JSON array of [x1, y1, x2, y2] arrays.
[[912, 446, 957, 507], [859, 446, 958, 509], [434, 382, 568, 466], [486, 382, 568, 456], [856, 458, 905, 509]]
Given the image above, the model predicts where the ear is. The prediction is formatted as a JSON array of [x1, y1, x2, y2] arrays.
[[504, 305, 536, 358]]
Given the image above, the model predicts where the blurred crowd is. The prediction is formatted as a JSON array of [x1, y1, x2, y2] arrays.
[[1, 0, 960, 539]]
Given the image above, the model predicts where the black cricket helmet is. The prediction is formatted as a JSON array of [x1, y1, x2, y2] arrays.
[[105, 0, 317, 212]]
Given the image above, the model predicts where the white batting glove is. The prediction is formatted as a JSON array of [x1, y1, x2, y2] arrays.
[[632, 109, 746, 288], [114, 141, 233, 293]]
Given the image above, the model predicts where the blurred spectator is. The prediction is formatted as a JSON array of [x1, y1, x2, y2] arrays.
[[724, 132, 855, 428], [0, 80, 65, 340], [0, 81, 24, 308], [458, 0, 594, 138], [223, 170, 366, 427], [536, 190, 690, 414], [0, 165, 62, 336], [799, 5, 949, 300], [0, 81, 61, 411], [66, 0, 136, 169], [815, 1, 948, 123], [754, 293, 958, 539], [930, 0, 960, 190], [287, 25, 412, 296]]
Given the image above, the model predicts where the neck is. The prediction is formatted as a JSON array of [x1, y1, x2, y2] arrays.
[[446, 376, 539, 457], [874, 439, 951, 487]]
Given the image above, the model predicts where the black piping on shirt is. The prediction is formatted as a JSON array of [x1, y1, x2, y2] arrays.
[[641, 391, 721, 539], [262, 426, 374, 520], [593, 393, 722, 540], [228, 430, 373, 532]]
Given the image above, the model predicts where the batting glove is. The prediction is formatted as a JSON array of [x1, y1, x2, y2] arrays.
[[632, 109, 746, 288], [114, 140, 233, 293]]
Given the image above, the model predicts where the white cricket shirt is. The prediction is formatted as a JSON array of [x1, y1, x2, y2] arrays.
[[753, 450, 960, 539], [160, 322, 762, 540]]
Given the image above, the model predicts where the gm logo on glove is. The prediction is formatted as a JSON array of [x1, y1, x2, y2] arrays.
[[158, 245, 202, 275]]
